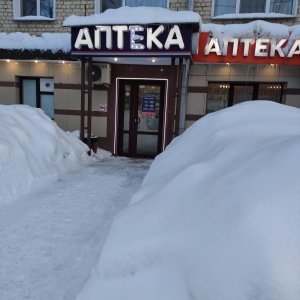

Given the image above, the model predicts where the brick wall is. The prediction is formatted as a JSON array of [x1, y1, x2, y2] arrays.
[[0, 0, 94, 36], [169, 0, 188, 11], [193, 0, 300, 25], [1, 0, 300, 36]]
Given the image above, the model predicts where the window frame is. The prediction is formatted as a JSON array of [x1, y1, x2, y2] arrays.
[[20, 77, 55, 120], [94, 0, 169, 14], [211, 0, 297, 18], [13, 0, 56, 21], [205, 81, 285, 114]]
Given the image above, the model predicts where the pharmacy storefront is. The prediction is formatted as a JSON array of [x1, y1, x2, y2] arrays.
[[184, 21, 300, 128], [64, 7, 200, 157]]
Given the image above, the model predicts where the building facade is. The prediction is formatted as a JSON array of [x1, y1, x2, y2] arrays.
[[0, 0, 300, 157]]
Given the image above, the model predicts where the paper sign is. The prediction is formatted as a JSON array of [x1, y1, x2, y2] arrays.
[[142, 93, 156, 115], [99, 104, 107, 112]]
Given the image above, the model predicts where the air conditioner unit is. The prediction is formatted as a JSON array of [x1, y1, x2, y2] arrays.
[[85, 63, 111, 85]]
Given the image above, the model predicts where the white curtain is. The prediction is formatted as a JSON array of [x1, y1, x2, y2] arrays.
[[270, 0, 293, 14]]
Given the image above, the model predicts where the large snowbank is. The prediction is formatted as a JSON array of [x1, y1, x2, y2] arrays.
[[76, 101, 300, 300], [0, 105, 91, 206]]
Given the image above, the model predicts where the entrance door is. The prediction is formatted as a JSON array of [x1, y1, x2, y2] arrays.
[[118, 80, 165, 158]]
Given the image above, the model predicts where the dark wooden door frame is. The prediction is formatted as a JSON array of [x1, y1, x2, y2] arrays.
[[117, 79, 166, 158]]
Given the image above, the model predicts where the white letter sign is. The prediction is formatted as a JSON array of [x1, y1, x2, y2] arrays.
[[255, 39, 270, 57], [75, 28, 94, 50], [204, 38, 221, 55], [164, 25, 184, 50], [129, 25, 145, 50], [95, 26, 112, 49], [147, 25, 164, 49], [287, 40, 300, 57], [112, 25, 128, 49]]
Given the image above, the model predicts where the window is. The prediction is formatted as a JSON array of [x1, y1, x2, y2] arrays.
[[213, 0, 296, 17], [206, 82, 284, 114], [21, 77, 54, 119], [14, 0, 55, 19], [97, 0, 168, 13]]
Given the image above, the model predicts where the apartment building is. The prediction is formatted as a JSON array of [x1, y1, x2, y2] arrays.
[[0, 0, 299, 157]]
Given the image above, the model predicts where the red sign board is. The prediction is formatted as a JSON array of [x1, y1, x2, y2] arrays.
[[192, 32, 300, 65]]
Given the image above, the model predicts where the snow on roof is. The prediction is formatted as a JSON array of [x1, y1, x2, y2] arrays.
[[212, 12, 295, 20], [0, 32, 71, 52], [202, 20, 295, 39], [63, 6, 201, 27], [1, 17, 300, 54]]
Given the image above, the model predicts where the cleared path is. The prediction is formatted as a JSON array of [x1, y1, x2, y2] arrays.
[[0, 157, 151, 300]]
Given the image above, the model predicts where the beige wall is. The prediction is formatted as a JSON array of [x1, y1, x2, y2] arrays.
[[0, 60, 108, 138], [186, 63, 300, 128]]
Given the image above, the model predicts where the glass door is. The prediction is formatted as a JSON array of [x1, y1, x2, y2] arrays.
[[118, 80, 165, 158]]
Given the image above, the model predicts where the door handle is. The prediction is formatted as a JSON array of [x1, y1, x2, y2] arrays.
[[134, 117, 140, 124]]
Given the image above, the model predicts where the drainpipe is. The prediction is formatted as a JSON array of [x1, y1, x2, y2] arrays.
[[179, 58, 190, 135], [188, 0, 194, 11], [178, 1, 194, 135]]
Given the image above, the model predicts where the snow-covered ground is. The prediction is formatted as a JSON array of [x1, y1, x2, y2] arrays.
[[77, 101, 300, 300], [1, 102, 300, 300], [0, 104, 151, 299], [0, 156, 151, 300]]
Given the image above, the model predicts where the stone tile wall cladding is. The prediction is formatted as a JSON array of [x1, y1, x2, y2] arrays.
[[1, 0, 300, 36]]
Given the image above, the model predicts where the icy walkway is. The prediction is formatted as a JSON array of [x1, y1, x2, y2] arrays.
[[0, 157, 152, 300]]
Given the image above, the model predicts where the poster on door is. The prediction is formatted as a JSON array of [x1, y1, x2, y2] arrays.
[[142, 93, 156, 115]]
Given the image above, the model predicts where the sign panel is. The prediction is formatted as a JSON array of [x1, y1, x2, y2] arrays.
[[142, 93, 156, 115], [192, 32, 300, 65], [71, 24, 193, 57]]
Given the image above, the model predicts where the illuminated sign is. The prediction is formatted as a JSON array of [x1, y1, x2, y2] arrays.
[[192, 32, 300, 65], [71, 24, 193, 57]]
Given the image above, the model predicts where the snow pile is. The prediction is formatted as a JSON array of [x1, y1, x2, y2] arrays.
[[63, 6, 201, 27], [203, 20, 300, 56], [0, 32, 71, 52], [76, 101, 300, 300], [213, 12, 296, 20], [0, 105, 90, 206], [94, 148, 112, 160]]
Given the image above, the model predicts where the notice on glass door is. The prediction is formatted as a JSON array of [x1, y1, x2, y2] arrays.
[[142, 93, 156, 116]]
